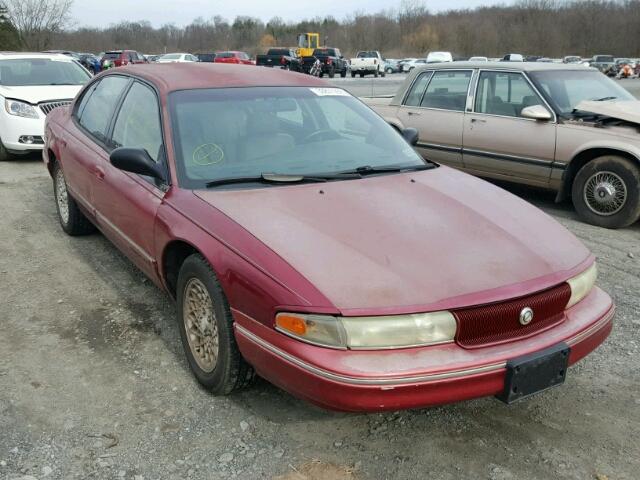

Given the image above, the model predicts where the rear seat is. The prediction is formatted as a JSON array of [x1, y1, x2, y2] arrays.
[[422, 94, 467, 111]]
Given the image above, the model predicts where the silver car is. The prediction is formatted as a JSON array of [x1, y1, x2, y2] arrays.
[[365, 62, 640, 228]]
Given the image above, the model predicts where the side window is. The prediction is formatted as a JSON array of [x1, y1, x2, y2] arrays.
[[111, 81, 163, 162], [421, 70, 472, 111], [403, 72, 433, 106], [475, 71, 544, 118], [78, 76, 130, 141], [75, 82, 98, 120]]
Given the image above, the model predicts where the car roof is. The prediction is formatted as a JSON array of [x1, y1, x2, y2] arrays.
[[110, 63, 329, 92], [414, 61, 595, 72], [0, 52, 75, 61]]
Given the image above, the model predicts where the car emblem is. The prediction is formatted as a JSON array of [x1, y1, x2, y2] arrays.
[[519, 307, 534, 325]]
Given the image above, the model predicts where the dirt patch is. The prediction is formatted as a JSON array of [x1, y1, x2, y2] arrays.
[[275, 460, 358, 480]]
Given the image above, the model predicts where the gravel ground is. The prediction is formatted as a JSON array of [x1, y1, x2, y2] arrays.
[[1, 136, 639, 478]]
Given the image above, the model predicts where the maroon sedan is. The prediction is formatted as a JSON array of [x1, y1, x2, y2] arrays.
[[43, 64, 613, 411]]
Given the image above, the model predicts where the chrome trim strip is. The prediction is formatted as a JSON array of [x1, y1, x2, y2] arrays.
[[565, 308, 614, 346], [235, 324, 505, 386], [416, 142, 463, 154], [462, 148, 555, 168]]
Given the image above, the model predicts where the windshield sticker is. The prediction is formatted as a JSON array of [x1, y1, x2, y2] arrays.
[[192, 143, 224, 166], [309, 88, 350, 97]]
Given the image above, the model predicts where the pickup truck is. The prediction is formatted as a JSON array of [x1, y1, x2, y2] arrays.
[[589, 55, 615, 73], [301, 48, 348, 78], [349, 51, 385, 78], [255, 48, 301, 71]]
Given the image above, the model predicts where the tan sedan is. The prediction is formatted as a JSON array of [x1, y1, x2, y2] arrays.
[[365, 62, 640, 228]]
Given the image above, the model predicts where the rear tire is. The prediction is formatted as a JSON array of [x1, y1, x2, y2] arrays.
[[340, 68, 347, 78], [386, 67, 393, 74], [328, 66, 335, 78], [52, 163, 95, 235], [374, 69, 379, 78], [571, 155, 640, 229], [176, 254, 255, 394], [351, 71, 355, 78], [359, 72, 364, 78]]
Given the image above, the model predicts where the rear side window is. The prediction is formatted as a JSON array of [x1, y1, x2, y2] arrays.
[[111, 82, 163, 162], [77, 76, 130, 141], [421, 70, 472, 111], [403, 72, 433, 106]]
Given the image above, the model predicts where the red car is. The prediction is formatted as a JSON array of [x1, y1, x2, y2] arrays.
[[100, 50, 147, 68], [214, 51, 254, 65], [43, 64, 613, 412]]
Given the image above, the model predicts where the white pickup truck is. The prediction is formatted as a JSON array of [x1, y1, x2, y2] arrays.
[[349, 51, 385, 78]]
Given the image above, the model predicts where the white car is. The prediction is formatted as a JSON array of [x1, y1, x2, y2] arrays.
[[156, 53, 198, 63], [426, 51, 453, 63], [349, 51, 385, 77], [0, 52, 90, 160], [402, 58, 428, 72], [469, 56, 489, 62]]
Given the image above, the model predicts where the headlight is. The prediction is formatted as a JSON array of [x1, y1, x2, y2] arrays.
[[5, 99, 39, 119], [275, 311, 457, 350], [566, 262, 597, 308]]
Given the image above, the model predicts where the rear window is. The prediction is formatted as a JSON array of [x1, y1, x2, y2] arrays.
[[103, 52, 121, 59], [595, 56, 614, 62], [268, 49, 291, 56], [216, 52, 234, 58], [314, 49, 335, 56], [357, 51, 377, 58]]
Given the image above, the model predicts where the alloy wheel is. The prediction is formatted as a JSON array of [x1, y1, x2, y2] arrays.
[[55, 168, 70, 225], [182, 277, 219, 373]]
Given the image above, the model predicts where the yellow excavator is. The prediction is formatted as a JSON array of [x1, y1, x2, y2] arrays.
[[295, 33, 320, 58]]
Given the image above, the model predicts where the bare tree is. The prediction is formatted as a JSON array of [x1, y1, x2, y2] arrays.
[[5, 0, 73, 50]]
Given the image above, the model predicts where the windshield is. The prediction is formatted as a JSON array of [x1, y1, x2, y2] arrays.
[[103, 52, 121, 59], [0, 58, 90, 86], [529, 70, 635, 115], [357, 52, 377, 58], [169, 86, 426, 189], [161, 54, 181, 60], [594, 56, 614, 63]]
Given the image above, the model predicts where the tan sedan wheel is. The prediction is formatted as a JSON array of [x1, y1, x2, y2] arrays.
[[572, 156, 640, 229]]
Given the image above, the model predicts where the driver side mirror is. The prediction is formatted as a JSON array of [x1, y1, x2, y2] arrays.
[[521, 105, 552, 121], [110, 147, 165, 181], [401, 127, 419, 146]]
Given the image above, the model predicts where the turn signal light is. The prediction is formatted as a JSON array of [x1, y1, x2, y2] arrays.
[[275, 314, 307, 335]]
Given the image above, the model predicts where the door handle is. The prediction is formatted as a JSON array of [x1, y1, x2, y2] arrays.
[[471, 118, 486, 123], [93, 166, 105, 180], [407, 111, 421, 116]]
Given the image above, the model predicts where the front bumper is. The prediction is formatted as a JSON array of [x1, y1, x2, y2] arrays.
[[0, 109, 45, 153], [234, 287, 613, 412]]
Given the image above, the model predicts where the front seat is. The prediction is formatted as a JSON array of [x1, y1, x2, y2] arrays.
[[241, 112, 295, 162]]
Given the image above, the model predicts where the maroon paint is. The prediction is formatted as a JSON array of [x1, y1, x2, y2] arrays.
[[43, 64, 614, 411]]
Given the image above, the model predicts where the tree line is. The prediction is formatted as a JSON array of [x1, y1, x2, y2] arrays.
[[3, 0, 640, 58]]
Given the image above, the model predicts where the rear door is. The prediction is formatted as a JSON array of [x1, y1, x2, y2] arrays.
[[462, 70, 557, 185], [93, 80, 167, 279], [63, 75, 131, 211], [396, 69, 472, 169]]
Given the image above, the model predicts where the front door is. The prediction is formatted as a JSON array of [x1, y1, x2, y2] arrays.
[[463, 70, 557, 185], [92, 80, 167, 281], [396, 69, 473, 169]]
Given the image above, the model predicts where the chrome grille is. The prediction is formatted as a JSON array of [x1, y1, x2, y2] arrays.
[[39, 100, 72, 116]]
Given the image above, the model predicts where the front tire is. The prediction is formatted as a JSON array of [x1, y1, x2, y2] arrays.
[[571, 155, 640, 228], [0, 139, 12, 161], [52, 163, 95, 235], [350, 71, 355, 78], [176, 254, 255, 394], [340, 68, 347, 78], [374, 69, 379, 78], [328, 66, 335, 78]]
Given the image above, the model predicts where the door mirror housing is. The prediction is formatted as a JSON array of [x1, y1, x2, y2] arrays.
[[110, 147, 165, 181], [521, 105, 552, 121], [401, 127, 419, 146]]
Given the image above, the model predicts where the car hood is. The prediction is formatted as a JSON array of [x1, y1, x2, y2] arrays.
[[575, 100, 640, 125], [0, 85, 82, 104], [195, 167, 590, 314]]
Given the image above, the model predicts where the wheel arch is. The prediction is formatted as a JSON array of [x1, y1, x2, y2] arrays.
[[161, 239, 201, 300], [558, 147, 640, 202]]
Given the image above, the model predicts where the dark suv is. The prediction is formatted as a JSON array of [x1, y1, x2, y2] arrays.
[[101, 50, 147, 68]]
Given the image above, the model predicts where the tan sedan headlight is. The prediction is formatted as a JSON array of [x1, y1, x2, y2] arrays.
[[566, 262, 597, 308], [275, 311, 457, 350]]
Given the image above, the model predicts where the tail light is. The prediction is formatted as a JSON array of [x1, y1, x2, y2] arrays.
[[280, 56, 286, 65], [327, 58, 332, 65]]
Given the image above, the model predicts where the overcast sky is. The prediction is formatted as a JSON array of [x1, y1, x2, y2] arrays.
[[71, 0, 497, 28]]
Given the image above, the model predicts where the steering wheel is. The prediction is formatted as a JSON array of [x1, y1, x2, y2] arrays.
[[302, 129, 340, 143]]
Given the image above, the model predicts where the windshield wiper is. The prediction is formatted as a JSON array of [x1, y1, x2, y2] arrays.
[[592, 96, 617, 102], [340, 164, 435, 176], [205, 172, 359, 188]]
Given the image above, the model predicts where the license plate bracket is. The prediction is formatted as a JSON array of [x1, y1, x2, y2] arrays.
[[497, 342, 570, 404]]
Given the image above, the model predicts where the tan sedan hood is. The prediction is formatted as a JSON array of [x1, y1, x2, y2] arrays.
[[575, 100, 640, 124]]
